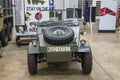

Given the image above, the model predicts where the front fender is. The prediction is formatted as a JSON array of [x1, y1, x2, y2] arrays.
[[78, 41, 91, 53], [28, 42, 40, 54]]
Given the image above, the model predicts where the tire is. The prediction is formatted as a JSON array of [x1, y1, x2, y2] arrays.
[[28, 54, 37, 75], [81, 53, 92, 74], [8, 22, 13, 41], [16, 36, 21, 46], [0, 42, 2, 58], [0, 24, 8, 47], [43, 26, 74, 45], [0, 52, 2, 58], [0, 51, 2, 58], [0, 54, 2, 58]]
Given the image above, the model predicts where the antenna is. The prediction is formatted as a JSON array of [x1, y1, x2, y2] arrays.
[[36, 10, 42, 41]]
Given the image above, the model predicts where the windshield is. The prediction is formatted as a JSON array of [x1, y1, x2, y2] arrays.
[[38, 9, 79, 27]]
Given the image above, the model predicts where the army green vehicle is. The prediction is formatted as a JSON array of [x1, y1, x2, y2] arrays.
[[27, 18, 92, 75], [0, 0, 13, 47]]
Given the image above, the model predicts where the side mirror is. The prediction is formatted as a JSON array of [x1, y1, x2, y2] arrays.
[[83, 21, 87, 26]]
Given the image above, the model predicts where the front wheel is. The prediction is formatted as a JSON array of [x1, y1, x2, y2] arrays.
[[81, 53, 92, 74], [28, 54, 37, 75]]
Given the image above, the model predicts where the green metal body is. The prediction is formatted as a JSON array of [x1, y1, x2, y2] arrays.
[[47, 52, 72, 62], [28, 20, 91, 62]]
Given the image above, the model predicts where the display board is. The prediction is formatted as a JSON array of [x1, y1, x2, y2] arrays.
[[13, 0, 49, 36], [99, 0, 117, 32]]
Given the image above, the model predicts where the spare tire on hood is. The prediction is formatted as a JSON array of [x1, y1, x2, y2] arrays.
[[43, 26, 74, 45]]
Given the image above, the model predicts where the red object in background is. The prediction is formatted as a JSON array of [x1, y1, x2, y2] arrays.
[[118, 5, 120, 18], [100, 7, 116, 16], [35, 12, 42, 20], [118, 5, 120, 22], [100, 8, 106, 16]]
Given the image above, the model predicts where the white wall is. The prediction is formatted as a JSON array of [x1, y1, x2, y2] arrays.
[[118, 0, 120, 5], [69, 0, 78, 8], [54, 0, 64, 9], [92, 0, 101, 6], [54, 0, 78, 9], [54, 0, 78, 19], [64, 0, 69, 8], [54, 0, 101, 8]]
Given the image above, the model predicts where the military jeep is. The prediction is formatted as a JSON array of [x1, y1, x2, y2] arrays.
[[27, 19, 92, 75]]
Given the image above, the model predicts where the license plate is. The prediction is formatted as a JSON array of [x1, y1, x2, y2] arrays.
[[47, 47, 71, 52]]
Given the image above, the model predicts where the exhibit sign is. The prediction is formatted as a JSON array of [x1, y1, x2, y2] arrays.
[[99, 0, 117, 32], [13, 0, 49, 36]]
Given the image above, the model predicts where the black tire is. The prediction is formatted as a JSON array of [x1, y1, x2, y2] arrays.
[[28, 54, 37, 75], [0, 52, 2, 58], [16, 36, 21, 46], [81, 53, 92, 74], [0, 54, 2, 58], [0, 24, 8, 47], [0, 43, 2, 58], [43, 26, 74, 45], [8, 22, 13, 41]]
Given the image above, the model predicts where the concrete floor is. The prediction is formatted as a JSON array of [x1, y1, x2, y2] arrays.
[[0, 26, 120, 80]]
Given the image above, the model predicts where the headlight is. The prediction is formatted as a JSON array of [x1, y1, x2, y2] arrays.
[[80, 39, 86, 46]]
